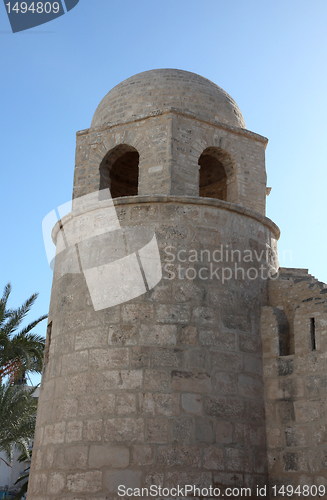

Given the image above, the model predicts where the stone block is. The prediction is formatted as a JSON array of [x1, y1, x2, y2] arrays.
[[89, 348, 129, 370], [108, 324, 139, 346], [139, 393, 179, 416], [169, 470, 212, 491], [65, 420, 83, 443], [43, 422, 66, 445], [115, 393, 137, 415], [210, 350, 242, 372], [294, 399, 322, 423], [78, 393, 115, 417], [306, 374, 327, 396], [61, 350, 88, 375], [194, 418, 214, 443], [284, 425, 309, 447], [75, 326, 107, 350], [212, 371, 237, 394], [253, 450, 267, 474], [203, 446, 224, 470], [157, 445, 201, 467], [171, 370, 211, 393], [226, 447, 252, 473], [152, 348, 183, 368], [89, 444, 129, 468], [187, 348, 206, 368], [239, 333, 261, 354], [244, 424, 266, 447], [60, 398, 78, 419], [42, 446, 55, 469], [83, 419, 102, 442], [277, 357, 293, 376], [144, 470, 164, 487], [276, 400, 295, 423], [313, 424, 327, 445], [130, 346, 151, 368], [266, 378, 304, 400], [179, 325, 198, 346], [282, 451, 308, 472], [139, 324, 177, 345], [65, 372, 99, 398], [121, 303, 154, 323], [28, 472, 48, 495], [172, 417, 192, 443], [144, 369, 169, 391], [132, 444, 154, 466], [145, 418, 168, 443], [199, 329, 236, 350], [105, 469, 142, 493], [156, 304, 191, 324], [205, 396, 244, 419], [181, 393, 203, 415], [173, 282, 205, 303], [216, 421, 233, 444], [55, 445, 88, 469], [192, 306, 216, 326], [47, 472, 65, 494], [130, 205, 159, 221], [67, 471, 102, 493], [266, 427, 282, 449], [101, 370, 143, 391], [213, 471, 243, 488], [245, 400, 265, 421], [104, 418, 144, 442], [238, 374, 263, 399]]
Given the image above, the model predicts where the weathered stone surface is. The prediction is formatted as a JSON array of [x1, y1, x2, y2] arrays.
[[203, 446, 224, 470], [104, 418, 144, 442], [139, 393, 179, 416], [157, 445, 202, 467], [145, 418, 168, 443], [31, 69, 327, 500], [89, 445, 129, 468], [171, 370, 211, 393], [67, 471, 102, 493], [181, 393, 203, 415]]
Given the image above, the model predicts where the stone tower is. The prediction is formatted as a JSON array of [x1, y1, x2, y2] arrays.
[[27, 69, 327, 499]]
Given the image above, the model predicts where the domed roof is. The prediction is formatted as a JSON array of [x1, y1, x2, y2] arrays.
[[91, 69, 246, 129]]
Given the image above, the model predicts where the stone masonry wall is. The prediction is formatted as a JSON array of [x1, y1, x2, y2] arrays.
[[262, 270, 327, 498], [27, 198, 278, 499], [73, 110, 267, 215]]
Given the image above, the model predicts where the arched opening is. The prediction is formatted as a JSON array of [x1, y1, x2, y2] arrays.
[[198, 148, 228, 201], [100, 144, 139, 198]]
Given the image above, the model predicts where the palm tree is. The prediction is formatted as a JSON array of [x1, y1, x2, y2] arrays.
[[0, 282, 46, 479], [0, 383, 37, 463], [0, 283, 47, 382]]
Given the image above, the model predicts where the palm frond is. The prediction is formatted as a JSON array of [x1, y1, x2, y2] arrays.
[[0, 284, 47, 380]]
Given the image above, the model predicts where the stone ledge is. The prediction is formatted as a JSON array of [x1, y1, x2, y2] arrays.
[[113, 195, 280, 239], [76, 106, 268, 145], [51, 195, 280, 242]]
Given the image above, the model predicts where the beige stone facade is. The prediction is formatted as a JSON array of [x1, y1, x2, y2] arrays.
[[262, 269, 327, 496], [27, 70, 326, 499]]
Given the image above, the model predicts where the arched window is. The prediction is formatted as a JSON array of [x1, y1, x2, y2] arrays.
[[198, 148, 228, 201], [100, 144, 139, 198]]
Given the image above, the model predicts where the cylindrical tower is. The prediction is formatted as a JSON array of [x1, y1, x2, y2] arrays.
[[28, 69, 280, 499]]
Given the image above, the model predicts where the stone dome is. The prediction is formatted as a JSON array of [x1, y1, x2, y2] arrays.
[[91, 69, 246, 129]]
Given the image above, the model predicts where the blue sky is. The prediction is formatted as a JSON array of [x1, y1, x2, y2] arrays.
[[1, 0, 326, 384]]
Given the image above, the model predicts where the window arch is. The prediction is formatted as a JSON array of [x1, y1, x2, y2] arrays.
[[100, 144, 139, 198], [198, 148, 227, 201]]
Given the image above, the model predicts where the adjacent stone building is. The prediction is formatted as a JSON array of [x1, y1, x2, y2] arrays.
[[27, 69, 327, 499]]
